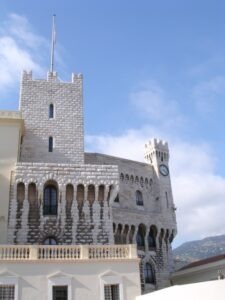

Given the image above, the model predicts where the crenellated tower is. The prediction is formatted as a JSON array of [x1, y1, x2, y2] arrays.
[[19, 70, 84, 164], [144, 138, 176, 223]]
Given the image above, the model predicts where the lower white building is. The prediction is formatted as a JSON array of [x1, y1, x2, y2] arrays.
[[0, 244, 140, 300]]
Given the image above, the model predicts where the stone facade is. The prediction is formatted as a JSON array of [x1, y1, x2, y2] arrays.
[[85, 145, 176, 292], [5, 71, 177, 293]]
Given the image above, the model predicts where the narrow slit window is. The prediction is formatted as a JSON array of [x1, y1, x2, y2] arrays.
[[49, 103, 54, 118], [49, 136, 53, 152]]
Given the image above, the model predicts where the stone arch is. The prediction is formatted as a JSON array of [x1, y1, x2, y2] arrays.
[[148, 225, 157, 250], [115, 223, 123, 244], [135, 176, 139, 184], [107, 184, 114, 203], [169, 229, 175, 243], [140, 177, 144, 187], [76, 184, 84, 208], [145, 178, 148, 188], [136, 223, 146, 251], [87, 184, 95, 205], [66, 184, 74, 210], [28, 182, 37, 205], [149, 179, 153, 188], [17, 182, 25, 204], [125, 174, 129, 183], [98, 184, 105, 202], [159, 228, 165, 248], [130, 175, 134, 184], [122, 224, 129, 244], [128, 225, 135, 244], [120, 173, 124, 181], [164, 229, 170, 251]]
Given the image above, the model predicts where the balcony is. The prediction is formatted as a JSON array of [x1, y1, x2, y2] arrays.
[[0, 244, 138, 261]]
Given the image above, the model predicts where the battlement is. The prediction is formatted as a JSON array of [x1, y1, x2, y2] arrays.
[[21, 70, 83, 84], [145, 138, 169, 151], [144, 138, 169, 164]]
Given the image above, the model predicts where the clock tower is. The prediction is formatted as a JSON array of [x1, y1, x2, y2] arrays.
[[144, 138, 176, 215]]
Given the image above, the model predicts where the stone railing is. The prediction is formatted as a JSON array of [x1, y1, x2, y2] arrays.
[[0, 244, 137, 261]]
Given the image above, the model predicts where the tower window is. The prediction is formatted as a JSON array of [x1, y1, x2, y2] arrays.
[[49, 103, 54, 118], [49, 136, 53, 152]]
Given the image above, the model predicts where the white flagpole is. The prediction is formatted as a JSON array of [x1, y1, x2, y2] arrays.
[[50, 14, 56, 72]]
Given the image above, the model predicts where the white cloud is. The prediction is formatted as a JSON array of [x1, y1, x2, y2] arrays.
[[171, 147, 225, 245], [0, 14, 46, 96], [86, 127, 158, 162]]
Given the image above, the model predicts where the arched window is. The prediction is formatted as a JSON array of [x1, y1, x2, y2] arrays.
[[144, 263, 155, 284], [43, 237, 57, 245], [49, 104, 54, 118], [49, 136, 53, 152], [43, 185, 57, 215], [136, 190, 143, 206]]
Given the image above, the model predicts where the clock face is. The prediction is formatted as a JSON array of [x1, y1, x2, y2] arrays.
[[159, 164, 169, 176]]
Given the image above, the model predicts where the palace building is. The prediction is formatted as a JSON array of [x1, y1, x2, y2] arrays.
[[0, 69, 177, 299]]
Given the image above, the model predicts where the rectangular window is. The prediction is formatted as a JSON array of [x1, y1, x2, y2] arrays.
[[0, 285, 15, 300], [104, 284, 120, 300], [53, 286, 68, 300]]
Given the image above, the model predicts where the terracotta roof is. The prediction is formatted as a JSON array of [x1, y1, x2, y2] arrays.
[[178, 253, 225, 271]]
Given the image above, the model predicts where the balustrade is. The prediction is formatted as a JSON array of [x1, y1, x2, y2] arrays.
[[0, 244, 137, 261]]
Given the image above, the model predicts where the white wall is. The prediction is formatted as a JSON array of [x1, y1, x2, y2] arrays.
[[0, 113, 22, 244], [0, 259, 141, 300]]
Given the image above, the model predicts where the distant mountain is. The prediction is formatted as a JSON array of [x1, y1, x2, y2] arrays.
[[173, 234, 225, 270]]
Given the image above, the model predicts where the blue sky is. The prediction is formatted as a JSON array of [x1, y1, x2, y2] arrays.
[[0, 0, 225, 247]]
